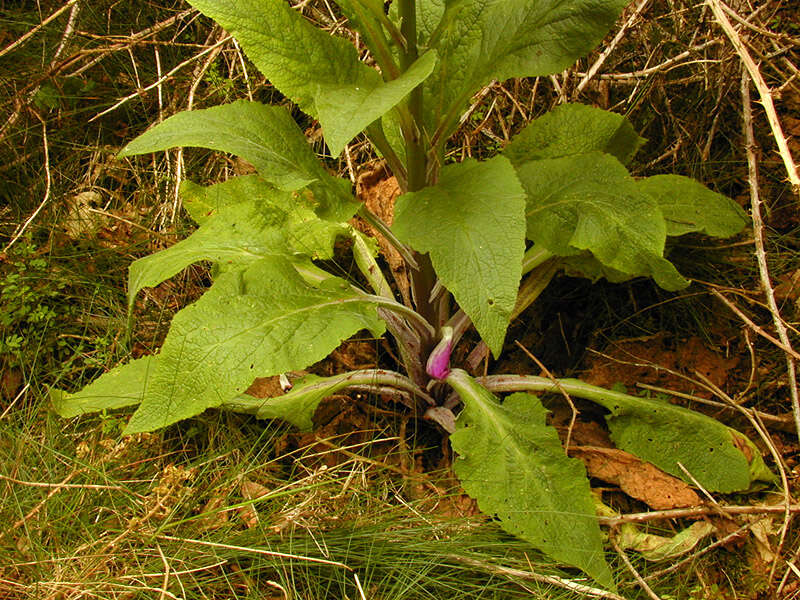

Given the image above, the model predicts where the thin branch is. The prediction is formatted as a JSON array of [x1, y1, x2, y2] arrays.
[[708, 0, 800, 195], [0, 0, 80, 59], [573, 0, 652, 98], [611, 537, 663, 600], [575, 39, 720, 81], [89, 35, 232, 122], [3, 117, 50, 253], [445, 554, 626, 600], [599, 504, 800, 528], [739, 67, 800, 443], [711, 290, 800, 362]]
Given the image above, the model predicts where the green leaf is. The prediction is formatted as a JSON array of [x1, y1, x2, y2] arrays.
[[128, 176, 348, 311], [584, 386, 775, 492], [119, 101, 328, 192], [50, 356, 155, 417], [515, 152, 689, 291], [392, 156, 526, 356], [123, 257, 384, 434], [187, 0, 436, 157], [224, 374, 332, 431], [425, 0, 628, 137], [181, 176, 347, 259], [637, 175, 748, 237], [446, 369, 614, 590], [315, 51, 438, 156], [504, 103, 645, 166], [187, 0, 375, 115]]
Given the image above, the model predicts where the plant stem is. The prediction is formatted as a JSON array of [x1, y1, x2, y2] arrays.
[[522, 245, 555, 275], [397, 0, 424, 192], [512, 259, 559, 320], [370, 294, 436, 340], [365, 123, 407, 188], [476, 374, 654, 411], [357, 205, 418, 270], [351, 232, 428, 383], [351, 227, 395, 298], [225, 369, 436, 416], [378, 308, 427, 385], [397, 0, 438, 328]]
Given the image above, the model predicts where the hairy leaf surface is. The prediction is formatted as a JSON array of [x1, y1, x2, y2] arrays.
[[392, 156, 525, 356], [180, 177, 347, 258], [637, 175, 748, 237], [315, 51, 437, 156], [515, 152, 689, 291], [504, 103, 645, 166], [119, 101, 327, 191], [188, 0, 436, 156], [425, 0, 628, 137], [128, 177, 347, 310], [446, 369, 614, 589], [51, 356, 155, 417], [124, 258, 384, 434]]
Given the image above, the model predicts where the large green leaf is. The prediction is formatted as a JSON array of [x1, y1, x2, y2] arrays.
[[479, 374, 776, 493], [315, 51, 438, 156], [515, 151, 689, 291], [50, 356, 155, 417], [119, 101, 327, 191], [187, 0, 374, 115], [446, 369, 614, 589], [637, 175, 748, 237], [187, 0, 436, 156], [504, 103, 645, 166], [123, 257, 384, 434], [425, 0, 628, 137], [584, 385, 775, 492], [128, 176, 348, 311], [392, 156, 526, 356]]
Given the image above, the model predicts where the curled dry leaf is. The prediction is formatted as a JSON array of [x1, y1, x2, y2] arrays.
[[571, 445, 700, 509], [617, 520, 715, 562]]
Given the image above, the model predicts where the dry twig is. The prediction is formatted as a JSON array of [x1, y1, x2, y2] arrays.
[[708, 0, 800, 196], [739, 66, 800, 443]]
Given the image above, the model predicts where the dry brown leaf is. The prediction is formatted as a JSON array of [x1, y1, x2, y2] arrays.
[[197, 493, 229, 532], [572, 445, 700, 509], [238, 478, 271, 528], [584, 335, 738, 399], [244, 375, 286, 399], [354, 164, 411, 304]]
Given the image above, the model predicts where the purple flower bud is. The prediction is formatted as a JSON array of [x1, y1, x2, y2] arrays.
[[426, 326, 454, 380]]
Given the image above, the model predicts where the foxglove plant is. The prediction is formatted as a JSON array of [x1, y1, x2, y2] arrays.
[[54, 0, 775, 588]]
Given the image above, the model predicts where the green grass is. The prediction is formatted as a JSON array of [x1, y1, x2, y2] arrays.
[[1, 401, 628, 599]]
